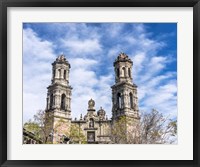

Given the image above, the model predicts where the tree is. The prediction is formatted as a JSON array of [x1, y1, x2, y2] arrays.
[[67, 124, 87, 144], [139, 109, 177, 144], [110, 109, 177, 144], [23, 110, 56, 144], [23, 120, 41, 141], [24, 109, 177, 144], [50, 119, 86, 144], [23, 110, 87, 144], [111, 116, 128, 144]]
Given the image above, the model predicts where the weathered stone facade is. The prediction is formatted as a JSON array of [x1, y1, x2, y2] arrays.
[[45, 53, 140, 144]]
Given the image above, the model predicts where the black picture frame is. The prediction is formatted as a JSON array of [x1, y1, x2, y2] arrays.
[[0, 0, 199, 166]]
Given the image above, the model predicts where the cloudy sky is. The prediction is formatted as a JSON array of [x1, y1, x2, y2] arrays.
[[23, 23, 177, 123]]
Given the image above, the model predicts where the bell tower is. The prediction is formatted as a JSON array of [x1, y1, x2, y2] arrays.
[[111, 53, 140, 143], [45, 55, 72, 143]]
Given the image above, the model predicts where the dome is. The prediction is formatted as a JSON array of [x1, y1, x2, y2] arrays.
[[97, 107, 106, 116], [56, 54, 66, 61], [88, 98, 95, 109], [113, 52, 133, 66], [118, 52, 128, 60], [53, 54, 70, 66]]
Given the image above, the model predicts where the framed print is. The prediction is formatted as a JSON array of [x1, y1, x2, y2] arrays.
[[0, 0, 200, 166]]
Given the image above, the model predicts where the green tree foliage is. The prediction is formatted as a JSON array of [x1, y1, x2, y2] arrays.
[[24, 110, 87, 144], [111, 116, 140, 144], [111, 116, 129, 144], [51, 119, 86, 144], [67, 124, 87, 144], [111, 109, 177, 144], [24, 120, 41, 141], [24, 109, 177, 144], [23, 110, 54, 144]]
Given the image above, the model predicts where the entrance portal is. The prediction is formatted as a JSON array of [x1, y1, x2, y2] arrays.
[[87, 132, 95, 143]]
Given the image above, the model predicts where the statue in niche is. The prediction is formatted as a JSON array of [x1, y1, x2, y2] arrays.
[[89, 118, 94, 128]]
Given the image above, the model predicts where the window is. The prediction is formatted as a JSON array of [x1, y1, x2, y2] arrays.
[[61, 94, 66, 110], [117, 93, 122, 109], [129, 92, 134, 109], [64, 70, 66, 80], [50, 94, 53, 109], [128, 68, 131, 77], [87, 132, 95, 143]]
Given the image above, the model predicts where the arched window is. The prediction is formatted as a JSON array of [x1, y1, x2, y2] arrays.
[[58, 69, 61, 78], [50, 94, 53, 109], [117, 93, 122, 109], [117, 68, 120, 78], [61, 94, 66, 110], [122, 67, 126, 77], [89, 118, 94, 128], [64, 70, 66, 80], [129, 92, 134, 109], [128, 68, 131, 77]]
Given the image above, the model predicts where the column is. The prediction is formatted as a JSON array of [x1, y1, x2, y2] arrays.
[[61, 69, 64, 79], [55, 69, 58, 78], [120, 67, 122, 77], [66, 70, 68, 81]]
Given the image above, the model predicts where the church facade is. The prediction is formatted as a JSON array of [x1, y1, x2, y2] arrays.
[[45, 53, 140, 144]]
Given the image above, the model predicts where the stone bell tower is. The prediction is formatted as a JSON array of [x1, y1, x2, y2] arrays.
[[45, 55, 72, 143], [111, 53, 140, 143]]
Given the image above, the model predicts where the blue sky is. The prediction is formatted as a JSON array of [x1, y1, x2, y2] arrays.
[[23, 23, 177, 123]]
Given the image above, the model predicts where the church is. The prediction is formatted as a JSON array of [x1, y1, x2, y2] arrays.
[[45, 53, 140, 144]]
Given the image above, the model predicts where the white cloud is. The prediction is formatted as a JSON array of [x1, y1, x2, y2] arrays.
[[23, 28, 56, 123], [23, 28, 55, 61], [133, 24, 146, 33], [138, 75, 177, 118], [107, 45, 125, 58], [69, 58, 98, 70], [69, 58, 113, 119], [136, 56, 168, 84], [105, 23, 124, 37], [71, 69, 98, 87], [23, 93, 46, 122], [62, 38, 102, 55], [132, 52, 146, 77], [23, 23, 177, 124], [126, 27, 177, 119]]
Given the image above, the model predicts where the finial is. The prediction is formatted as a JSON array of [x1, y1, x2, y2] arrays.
[[56, 54, 66, 61]]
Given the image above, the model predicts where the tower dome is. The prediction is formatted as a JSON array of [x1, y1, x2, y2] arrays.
[[97, 107, 106, 116], [57, 54, 66, 61], [97, 107, 106, 120], [53, 54, 70, 66], [114, 52, 133, 66], [88, 98, 95, 110]]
